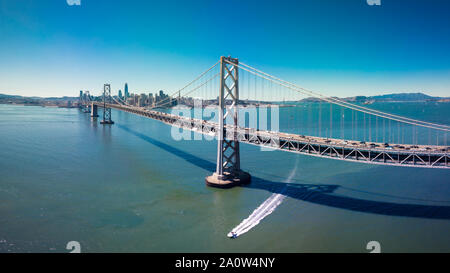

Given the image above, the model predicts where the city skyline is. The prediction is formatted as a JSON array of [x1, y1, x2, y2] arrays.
[[0, 0, 449, 98]]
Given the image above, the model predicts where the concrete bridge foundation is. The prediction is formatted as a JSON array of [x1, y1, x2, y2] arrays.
[[91, 103, 99, 117]]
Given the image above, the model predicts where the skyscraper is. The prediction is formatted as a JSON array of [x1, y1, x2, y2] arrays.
[[124, 83, 129, 98], [118, 90, 123, 99]]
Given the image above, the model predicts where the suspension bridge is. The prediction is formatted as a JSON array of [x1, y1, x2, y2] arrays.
[[79, 56, 450, 188]]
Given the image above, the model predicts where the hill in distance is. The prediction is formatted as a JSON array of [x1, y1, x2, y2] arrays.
[[300, 92, 449, 103]]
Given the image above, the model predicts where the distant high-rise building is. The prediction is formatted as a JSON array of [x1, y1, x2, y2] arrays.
[[124, 83, 129, 98], [118, 90, 123, 99], [140, 93, 147, 107], [148, 93, 153, 105]]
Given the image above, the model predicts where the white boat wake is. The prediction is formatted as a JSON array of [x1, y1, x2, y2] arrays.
[[227, 158, 299, 239]]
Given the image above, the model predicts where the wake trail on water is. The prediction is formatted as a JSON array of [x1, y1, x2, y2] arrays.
[[227, 158, 299, 238]]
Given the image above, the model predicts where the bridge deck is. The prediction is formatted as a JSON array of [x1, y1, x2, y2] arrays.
[[92, 102, 449, 169]]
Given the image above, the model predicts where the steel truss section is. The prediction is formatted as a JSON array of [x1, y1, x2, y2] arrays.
[[101, 84, 114, 124], [215, 56, 241, 177], [92, 101, 449, 169]]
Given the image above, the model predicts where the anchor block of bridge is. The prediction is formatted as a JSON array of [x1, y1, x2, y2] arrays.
[[82, 102, 90, 113], [100, 84, 114, 125], [205, 56, 251, 188], [90, 102, 99, 117]]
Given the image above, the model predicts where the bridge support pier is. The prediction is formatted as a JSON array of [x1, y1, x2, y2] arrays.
[[90, 103, 99, 117], [205, 56, 251, 188], [206, 171, 251, 189], [100, 84, 114, 125]]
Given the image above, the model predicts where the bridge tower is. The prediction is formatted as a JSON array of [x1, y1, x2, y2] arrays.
[[205, 56, 251, 188], [79, 90, 83, 109], [100, 84, 114, 125]]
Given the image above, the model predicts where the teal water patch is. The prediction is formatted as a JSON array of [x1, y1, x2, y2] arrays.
[[0, 104, 449, 252], [90, 209, 145, 229]]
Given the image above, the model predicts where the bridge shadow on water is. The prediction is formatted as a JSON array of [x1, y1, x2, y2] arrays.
[[117, 124, 450, 220]]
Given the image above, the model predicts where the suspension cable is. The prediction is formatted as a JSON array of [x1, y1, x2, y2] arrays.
[[231, 61, 450, 132], [236, 61, 450, 131], [148, 61, 220, 109], [147, 72, 220, 110]]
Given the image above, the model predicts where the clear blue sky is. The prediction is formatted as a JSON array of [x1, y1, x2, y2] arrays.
[[0, 0, 449, 97]]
